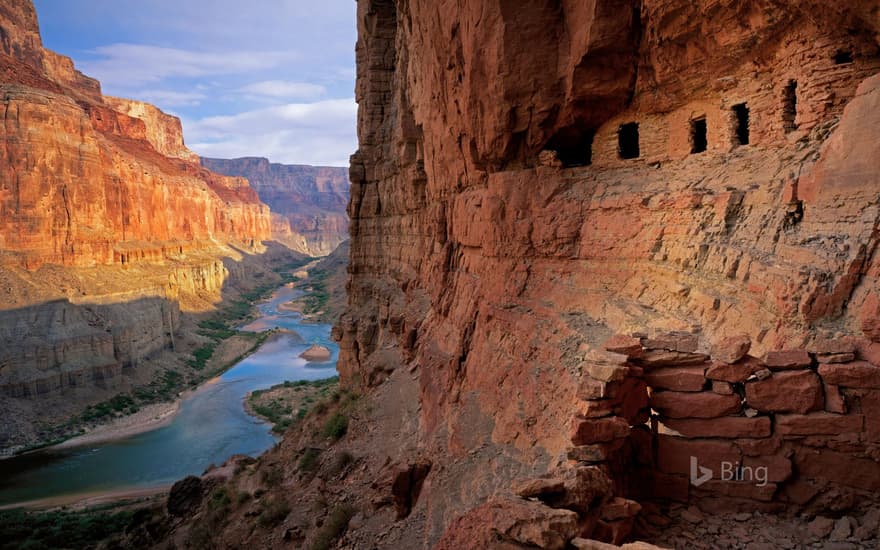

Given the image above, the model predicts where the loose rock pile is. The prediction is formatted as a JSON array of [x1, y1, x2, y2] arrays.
[[645, 504, 880, 549]]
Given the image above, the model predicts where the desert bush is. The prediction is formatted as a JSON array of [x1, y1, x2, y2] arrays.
[[257, 499, 291, 527], [327, 451, 355, 477], [322, 413, 348, 440], [299, 448, 321, 472], [311, 504, 356, 550], [0, 508, 134, 550], [261, 464, 284, 486]]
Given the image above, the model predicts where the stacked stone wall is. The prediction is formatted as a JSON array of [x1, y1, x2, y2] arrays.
[[565, 331, 880, 541]]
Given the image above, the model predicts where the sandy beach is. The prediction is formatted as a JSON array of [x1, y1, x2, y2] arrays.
[[51, 400, 182, 450], [0, 484, 170, 511]]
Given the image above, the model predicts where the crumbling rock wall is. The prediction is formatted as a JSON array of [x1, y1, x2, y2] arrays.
[[562, 331, 880, 543], [343, 0, 880, 544]]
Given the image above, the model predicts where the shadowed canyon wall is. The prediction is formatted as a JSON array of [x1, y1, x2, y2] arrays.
[[0, 1, 276, 412], [202, 157, 350, 257], [340, 0, 880, 543]]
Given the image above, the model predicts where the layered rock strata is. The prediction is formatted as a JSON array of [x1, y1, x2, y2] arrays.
[[0, 2, 270, 270], [340, 0, 880, 544], [201, 157, 349, 256], [0, 1, 274, 406]]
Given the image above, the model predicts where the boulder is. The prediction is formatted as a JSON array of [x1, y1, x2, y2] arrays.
[[818, 361, 880, 388], [600, 497, 642, 521], [515, 477, 566, 499], [651, 391, 741, 418], [167, 475, 203, 517], [775, 412, 864, 436], [817, 352, 856, 364], [571, 416, 631, 445], [661, 416, 771, 438], [744, 370, 822, 413], [705, 357, 763, 383], [711, 335, 751, 364], [434, 496, 580, 550], [762, 350, 812, 370], [603, 334, 644, 357], [809, 339, 856, 355], [632, 350, 708, 368], [541, 465, 614, 515], [641, 332, 699, 353], [808, 516, 835, 538], [644, 366, 707, 392]]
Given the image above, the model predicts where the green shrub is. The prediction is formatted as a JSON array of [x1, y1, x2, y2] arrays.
[[311, 504, 356, 550], [273, 418, 292, 433], [261, 465, 284, 486], [188, 344, 215, 370], [298, 448, 321, 472], [0, 508, 134, 550], [322, 413, 348, 440], [328, 451, 354, 477], [257, 499, 291, 527], [208, 488, 231, 510]]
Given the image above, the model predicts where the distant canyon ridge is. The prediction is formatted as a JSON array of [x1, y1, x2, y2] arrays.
[[201, 157, 349, 257]]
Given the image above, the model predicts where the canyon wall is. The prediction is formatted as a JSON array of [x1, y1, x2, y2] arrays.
[[103, 96, 200, 162], [341, 0, 880, 544], [202, 157, 350, 256], [0, 3, 270, 271], [0, 1, 276, 408]]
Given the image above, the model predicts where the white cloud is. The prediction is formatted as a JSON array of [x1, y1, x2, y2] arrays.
[[80, 43, 301, 87], [185, 98, 357, 166], [134, 89, 207, 107], [239, 80, 327, 101]]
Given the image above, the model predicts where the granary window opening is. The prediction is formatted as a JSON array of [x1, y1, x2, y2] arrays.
[[834, 50, 854, 64], [690, 117, 708, 154], [544, 126, 595, 167], [732, 103, 750, 146], [618, 122, 640, 159], [783, 80, 798, 133]]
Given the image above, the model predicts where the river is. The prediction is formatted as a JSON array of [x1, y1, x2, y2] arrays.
[[0, 284, 338, 506]]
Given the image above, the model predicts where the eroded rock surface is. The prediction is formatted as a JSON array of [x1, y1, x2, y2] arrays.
[[337, 0, 880, 545]]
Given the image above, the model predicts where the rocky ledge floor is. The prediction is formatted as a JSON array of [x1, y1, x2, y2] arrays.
[[644, 504, 880, 549]]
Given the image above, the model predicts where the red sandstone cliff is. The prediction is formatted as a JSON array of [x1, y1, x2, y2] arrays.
[[336, 0, 880, 545], [0, 0, 277, 435], [0, 3, 270, 270], [115, 2, 880, 549], [201, 157, 349, 256]]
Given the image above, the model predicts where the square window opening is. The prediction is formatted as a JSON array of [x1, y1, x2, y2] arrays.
[[690, 118, 708, 154], [618, 122, 640, 159], [732, 104, 750, 146]]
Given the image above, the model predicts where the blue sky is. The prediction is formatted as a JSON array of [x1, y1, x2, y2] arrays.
[[32, 0, 358, 166]]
